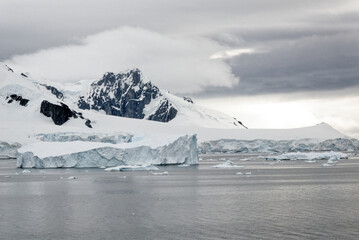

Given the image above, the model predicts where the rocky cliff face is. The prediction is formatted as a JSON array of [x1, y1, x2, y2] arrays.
[[78, 69, 177, 122]]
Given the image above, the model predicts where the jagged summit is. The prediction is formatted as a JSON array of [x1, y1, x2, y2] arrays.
[[78, 68, 177, 122]]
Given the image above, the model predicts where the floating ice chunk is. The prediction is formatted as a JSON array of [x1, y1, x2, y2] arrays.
[[178, 164, 190, 167], [327, 157, 339, 164], [22, 169, 31, 174], [151, 171, 169, 175], [322, 163, 334, 167], [244, 172, 252, 175], [235, 172, 243, 175], [4, 175, 11, 178], [212, 160, 244, 168], [67, 176, 77, 179], [104, 165, 159, 172]]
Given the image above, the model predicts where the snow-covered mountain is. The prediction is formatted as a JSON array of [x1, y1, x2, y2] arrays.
[[0, 65, 240, 128], [0, 64, 243, 142], [1, 63, 357, 165], [76, 68, 240, 127]]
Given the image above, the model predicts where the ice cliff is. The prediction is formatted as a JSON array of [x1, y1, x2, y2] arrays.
[[16, 135, 198, 168], [199, 138, 359, 154]]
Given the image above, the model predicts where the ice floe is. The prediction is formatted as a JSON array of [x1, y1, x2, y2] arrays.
[[105, 165, 158, 172], [151, 171, 169, 175], [212, 160, 244, 168]]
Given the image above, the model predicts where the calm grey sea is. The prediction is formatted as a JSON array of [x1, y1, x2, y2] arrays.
[[1, 154, 359, 240]]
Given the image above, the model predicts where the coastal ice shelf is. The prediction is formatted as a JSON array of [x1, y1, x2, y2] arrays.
[[17, 135, 198, 168]]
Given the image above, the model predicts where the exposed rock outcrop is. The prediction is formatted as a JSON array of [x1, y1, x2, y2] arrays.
[[148, 99, 177, 122], [41, 84, 64, 100], [6, 94, 29, 106], [40, 100, 73, 125]]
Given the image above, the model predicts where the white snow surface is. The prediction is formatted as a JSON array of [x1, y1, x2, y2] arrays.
[[266, 151, 348, 161]]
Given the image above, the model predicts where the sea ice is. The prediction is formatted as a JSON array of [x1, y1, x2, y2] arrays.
[[178, 164, 190, 167], [266, 151, 348, 161], [105, 165, 159, 171], [212, 160, 244, 168], [151, 171, 169, 175]]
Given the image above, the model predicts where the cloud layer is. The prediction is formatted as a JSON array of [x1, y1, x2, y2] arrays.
[[7, 27, 238, 93]]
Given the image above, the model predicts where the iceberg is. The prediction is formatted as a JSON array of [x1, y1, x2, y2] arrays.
[[17, 135, 198, 168], [0, 141, 22, 159]]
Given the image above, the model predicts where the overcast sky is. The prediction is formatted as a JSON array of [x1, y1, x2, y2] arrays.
[[1, 0, 358, 137]]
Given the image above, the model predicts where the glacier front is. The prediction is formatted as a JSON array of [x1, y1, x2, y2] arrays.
[[17, 135, 198, 168]]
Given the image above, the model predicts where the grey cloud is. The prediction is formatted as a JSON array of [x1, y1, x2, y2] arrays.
[[0, 0, 355, 59], [1, 0, 358, 96], [194, 30, 359, 97]]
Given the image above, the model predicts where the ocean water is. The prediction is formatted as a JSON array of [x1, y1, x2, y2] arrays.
[[1, 154, 359, 240]]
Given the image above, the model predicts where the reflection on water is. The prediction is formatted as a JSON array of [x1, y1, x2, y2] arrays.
[[1, 155, 359, 240]]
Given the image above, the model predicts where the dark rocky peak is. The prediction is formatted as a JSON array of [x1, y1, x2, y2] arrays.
[[21, 73, 28, 78], [6, 94, 29, 106], [78, 68, 162, 120]]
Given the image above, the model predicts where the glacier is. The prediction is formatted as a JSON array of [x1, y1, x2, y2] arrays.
[[16, 135, 198, 168], [199, 138, 359, 154], [0, 141, 21, 159], [35, 132, 133, 144]]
